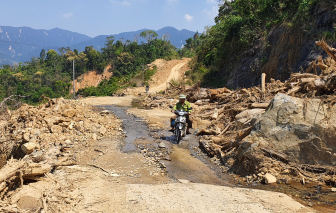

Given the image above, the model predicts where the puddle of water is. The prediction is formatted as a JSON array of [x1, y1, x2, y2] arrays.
[[163, 146, 233, 186], [131, 99, 150, 109], [158, 129, 234, 186], [96, 105, 153, 153]]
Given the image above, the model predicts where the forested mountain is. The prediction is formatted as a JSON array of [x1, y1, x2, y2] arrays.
[[0, 30, 182, 103], [184, 0, 336, 88], [0, 26, 195, 65], [72, 27, 195, 52]]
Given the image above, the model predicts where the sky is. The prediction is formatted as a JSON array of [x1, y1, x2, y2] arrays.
[[0, 0, 220, 37]]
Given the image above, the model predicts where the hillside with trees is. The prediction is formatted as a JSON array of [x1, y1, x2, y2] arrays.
[[183, 0, 336, 88], [0, 30, 179, 104]]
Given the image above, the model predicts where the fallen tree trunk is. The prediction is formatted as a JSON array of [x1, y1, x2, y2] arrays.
[[196, 129, 217, 136], [248, 102, 270, 109], [0, 161, 26, 183], [316, 40, 336, 62]]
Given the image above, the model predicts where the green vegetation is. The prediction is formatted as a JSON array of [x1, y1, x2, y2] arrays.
[[0, 32, 179, 103], [144, 65, 158, 82], [184, 0, 335, 87]]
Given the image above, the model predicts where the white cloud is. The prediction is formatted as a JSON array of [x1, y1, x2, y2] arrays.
[[63, 12, 73, 18], [203, 6, 218, 19], [207, 0, 217, 4], [184, 14, 193, 22], [110, 0, 131, 6]]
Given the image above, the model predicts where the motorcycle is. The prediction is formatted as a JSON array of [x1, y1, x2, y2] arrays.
[[169, 106, 193, 143]]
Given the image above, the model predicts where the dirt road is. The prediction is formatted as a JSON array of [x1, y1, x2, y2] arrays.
[[149, 62, 187, 92], [121, 58, 191, 95], [52, 96, 313, 213]]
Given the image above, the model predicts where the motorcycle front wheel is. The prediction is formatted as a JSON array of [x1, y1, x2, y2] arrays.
[[176, 129, 182, 144]]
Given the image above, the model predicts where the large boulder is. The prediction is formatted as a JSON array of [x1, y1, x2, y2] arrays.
[[235, 109, 265, 130], [240, 93, 336, 166]]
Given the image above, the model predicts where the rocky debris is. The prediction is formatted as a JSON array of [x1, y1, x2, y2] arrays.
[[264, 173, 277, 184], [100, 126, 107, 135], [137, 143, 169, 175], [21, 142, 39, 154], [158, 142, 166, 148], [178, 179, 191, 184], [100, 110, 110, 115], [138, 41, 336, 187], [0, 96, 122, 205], [159, 162, 166, 168], [62, 108, 77, 118]]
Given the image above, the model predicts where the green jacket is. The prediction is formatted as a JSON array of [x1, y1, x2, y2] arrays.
[[173, 101, 192, 113]]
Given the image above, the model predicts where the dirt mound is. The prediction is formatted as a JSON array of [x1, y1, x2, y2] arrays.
[[71, 65, 113, 94]]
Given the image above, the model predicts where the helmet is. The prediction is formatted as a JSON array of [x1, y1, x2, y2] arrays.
[[179, 94, 186, 99]]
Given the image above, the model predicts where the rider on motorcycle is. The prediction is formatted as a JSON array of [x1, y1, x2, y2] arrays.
[[170, 94, 193, 134]]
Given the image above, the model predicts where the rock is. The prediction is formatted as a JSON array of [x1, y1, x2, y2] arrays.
[[235, 108, 265, 130], [22, 133, 30, 142], [58, 135, 66, 141], [331, 188, 336, 192], [50, 125, 62, 134], [74, 124, 84, 132], [264, 173, 277, 184], [243, 93, 336, 166], [158, 142, 166, 148], [44, 116, 61, 127], [281, 169, 290, 175], [100, 110, 110, 115], [21, 142, 38, 154], [100, 126, 107, 135], [92, 133, 97, 141], [68, 123, 74, 130], [30, 129, 41, 137], [62, 109, 77, 118], [159, 162, 166, 168], [31, 150, 43, 158], [178, 179, 190, 184], [62, 139, 72, 146]]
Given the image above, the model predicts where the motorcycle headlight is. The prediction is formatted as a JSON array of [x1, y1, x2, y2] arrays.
[[179, 112, 184, 116]]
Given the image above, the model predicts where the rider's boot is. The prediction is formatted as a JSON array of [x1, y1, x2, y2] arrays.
[[186, 127, 191, 134]]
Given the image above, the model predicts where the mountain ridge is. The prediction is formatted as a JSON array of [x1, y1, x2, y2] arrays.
[[0, 26, 196, 65]]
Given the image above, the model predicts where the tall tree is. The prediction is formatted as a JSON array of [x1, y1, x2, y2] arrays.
[[140, 30, 158, 43]]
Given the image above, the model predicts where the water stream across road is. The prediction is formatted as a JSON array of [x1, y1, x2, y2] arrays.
[[98, 104, 234, 186]]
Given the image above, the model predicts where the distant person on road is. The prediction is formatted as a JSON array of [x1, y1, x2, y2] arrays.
[[146, 85, 149, 93], [170, 94, 193, 134]]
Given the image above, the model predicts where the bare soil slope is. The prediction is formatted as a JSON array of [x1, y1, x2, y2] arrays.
[[149, 58, 191, 92], [71, 65, 113, 94], [124, 58, 191, 95]]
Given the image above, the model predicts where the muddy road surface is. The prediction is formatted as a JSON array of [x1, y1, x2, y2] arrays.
[[62, 96, 311, 213]]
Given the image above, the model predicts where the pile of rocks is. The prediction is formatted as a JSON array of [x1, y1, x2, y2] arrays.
[[0, 97, 122, 202]]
